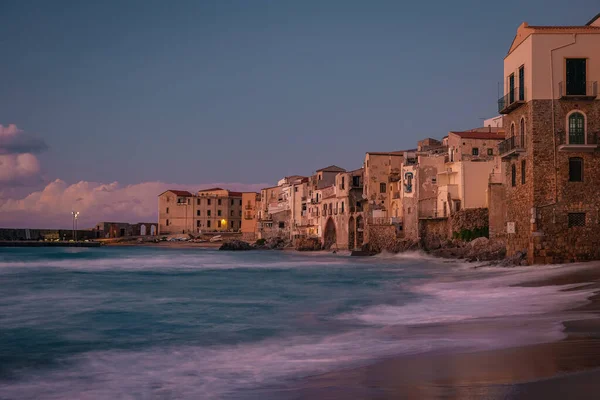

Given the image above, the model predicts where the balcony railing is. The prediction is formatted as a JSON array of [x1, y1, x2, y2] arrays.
[[498, 135, 525, 159], [558, 81, 598, 99], [498, 86, 525, 114]]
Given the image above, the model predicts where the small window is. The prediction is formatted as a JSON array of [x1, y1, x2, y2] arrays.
[[279, 222, 285, 229], [352, 176, 360, 187], [197, 199, 200, 206], [521, 160, 526, 184], [208, 199, 211, 205], [231, 221, 235, 229], [380, 182, 387, 193], [487, 148, 493, 156], [230, 210, 234, 216], [569, 157, 583, 182], [472, 148, 479, 156], [166, 207, 169, 214], [218, 210, 222, 216], [511, 164, 516, 187], [196, 221, 200, 228], [431, 177, 437, 184], [207, 210, 211, 216], [341, 201, 344, 213], [196, 210, 200, 216], [341, 177, 345, 190], [166, 219, 169, 226], [239, 199, 242, 206], [568, 213, 586, 227], [294, 187, 298, 192], [218, 220, 222, 228], [231, 199, 234, 206], [218, 199, 222, 206], [207, 220, 211, 228]]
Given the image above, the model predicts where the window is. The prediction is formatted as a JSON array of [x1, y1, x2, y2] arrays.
[[196, 221, 200, 228], [239, 199, 242, 206], [341, 177, 345, 190], [187, 199, 190, 205], [218, 210, 222, 216], [518, 65, 525, 101], [230, 210, 234, 216], [380, 182, 387, 193], [279, 222, 285, 229], [521, 160, 526, 184], [196, 210, 200, 216], [231, 199, 234, 206], [487, 148, 493, 156], [568, 112, 585, 144], [218, 220, 221, 228], [218, 199, 222, 206], [207, 220, 211, 228], [520, 118, 526, 148], [207, 199, 211, 205], [569, 157, 583, 182], [566, 58, 587, 96], [472, 148, 479, 156], [509, 73, 515, 103], [197, 199, 200, 206], [341, 201, 344, 213], [166, 219, 169, 226], [352, 176, 360, 187], [511, 164, 516, 187], [568, 213, 586, 227], [231, 221, 235, 229], [294, 187, 298, 193], [166, 207, 169, 214], [207, 210, 211, 216], [431, 177, 437, 185]]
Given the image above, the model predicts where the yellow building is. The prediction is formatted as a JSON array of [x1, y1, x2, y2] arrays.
[[241, 192, 261, 241]]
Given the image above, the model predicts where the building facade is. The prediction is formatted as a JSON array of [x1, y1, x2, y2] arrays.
[[496, 14, 600, 263]]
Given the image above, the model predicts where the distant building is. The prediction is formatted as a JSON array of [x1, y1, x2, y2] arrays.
[[493, 13, 600, 263], [241, 192, 261, 241], [157, 188, 244, 235], [94, 222, 157, 238]]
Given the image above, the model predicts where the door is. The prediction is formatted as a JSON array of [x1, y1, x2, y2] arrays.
[[566, 59, 586, 95]]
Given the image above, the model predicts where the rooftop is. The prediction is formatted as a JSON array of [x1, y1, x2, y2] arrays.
[[449, 131, 505, 140], [160, 190, 193, 197], [316, 165, 346, 173]]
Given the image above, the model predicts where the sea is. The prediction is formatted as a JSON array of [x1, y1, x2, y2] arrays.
[[0, 247, 595, 399]]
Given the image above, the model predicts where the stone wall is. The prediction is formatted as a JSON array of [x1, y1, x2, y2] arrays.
[[241, 232, 256, 242], [0, 229, 97, 241], [365, 225, 397, 252], [451, 208, 489, 234], [488, 183, 506, 239], [419, 218, 450, 250]]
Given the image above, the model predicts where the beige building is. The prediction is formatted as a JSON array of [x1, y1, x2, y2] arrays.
[[493, 13, 600, 263], [241, 192, 261, 241], [158, 188, 243, 235], [447, 130, 505, 162], [363, 152, 405, 222]]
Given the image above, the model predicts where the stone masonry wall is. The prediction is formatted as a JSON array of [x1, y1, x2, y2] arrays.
[[365, 225, 397, 252], [488, 183, 506, 240], [419, 219, 450, 250], [450, 208, 489, 234]]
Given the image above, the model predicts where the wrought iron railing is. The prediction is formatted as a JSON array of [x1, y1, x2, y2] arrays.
[[498, 86, 525, 113], [498, 135, 524, 155], [558, 81, 598, 98]]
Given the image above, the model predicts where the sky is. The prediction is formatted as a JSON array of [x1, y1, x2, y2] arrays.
[[1, 0, 599, 228]]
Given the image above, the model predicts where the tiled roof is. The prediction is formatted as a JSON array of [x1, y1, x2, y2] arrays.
[[450, 131, 505, 140], [161, 190, 193, 197], [198, 187, 224, 192]]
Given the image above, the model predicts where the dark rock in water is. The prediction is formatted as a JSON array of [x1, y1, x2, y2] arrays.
[[219, 240, 254, 251], [351, 250, 376, 257], [295, 237, 322, 251]]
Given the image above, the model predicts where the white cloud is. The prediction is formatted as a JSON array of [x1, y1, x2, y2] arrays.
[[0, 180, 268, 229], [0, 124, 46, 186]]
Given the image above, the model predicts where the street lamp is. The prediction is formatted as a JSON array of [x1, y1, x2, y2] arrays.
[[72, 211, 80, 241]]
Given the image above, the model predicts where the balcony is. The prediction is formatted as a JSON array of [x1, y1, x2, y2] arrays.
[[558, 81, 597, 100], [392, 191, 400, 199], [498, 135, 525, 159], [498, 87, 525, 114]]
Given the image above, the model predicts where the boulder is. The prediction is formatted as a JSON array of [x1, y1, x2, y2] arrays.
[[295, 237, 322, 251], [219, 240, 254, 251]]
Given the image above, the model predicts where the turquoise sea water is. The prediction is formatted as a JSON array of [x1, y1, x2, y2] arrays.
[[0, 247, 594, 399]]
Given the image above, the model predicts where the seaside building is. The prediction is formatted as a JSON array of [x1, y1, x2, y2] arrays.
[[94, 222, 157, 238], [493, 13, 600, 263], [157, 188, 243, 235], [241, 192, 261, 242]]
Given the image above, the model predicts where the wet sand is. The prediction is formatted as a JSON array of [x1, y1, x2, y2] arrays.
[[264, 265, 600, 400]]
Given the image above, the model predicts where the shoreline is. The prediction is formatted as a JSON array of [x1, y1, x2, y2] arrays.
[[261, 264, 600, 399]]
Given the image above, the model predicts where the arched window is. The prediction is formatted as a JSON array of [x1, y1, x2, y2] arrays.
[[520, 118, 526, 148], [568, 112, 585, 144], [510, 123, 515, 138]]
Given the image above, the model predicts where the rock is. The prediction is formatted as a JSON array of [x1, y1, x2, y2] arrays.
[[295, 237, 322, 251], [219, 240, 254, 251]]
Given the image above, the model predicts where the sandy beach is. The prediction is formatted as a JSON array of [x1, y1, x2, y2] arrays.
[[260, 265, 600, 400]]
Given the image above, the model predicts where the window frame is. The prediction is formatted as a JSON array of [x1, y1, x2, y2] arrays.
[[568, 212, 586, 227], [567, 111, 586, 145], [521, 159, 526, 185], [472, 147, 479, 156], [569, 157, 584, 182], [379, 182, 387, 193], [511, 164, 516, 187]]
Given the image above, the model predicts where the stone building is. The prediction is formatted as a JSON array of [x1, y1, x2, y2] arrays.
[[94, 222, 158, 238], [494, 14, 600, 263], [447, 130, 505, 162], [158, 188, 243, 235], [257, 176, 308, 241]]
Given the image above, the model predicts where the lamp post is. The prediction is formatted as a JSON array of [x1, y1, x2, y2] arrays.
[[72, 211, 80, 241]]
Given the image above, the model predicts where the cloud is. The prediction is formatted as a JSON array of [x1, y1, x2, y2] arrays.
[[0, 180, 268, 229], [0, 124, 47, 186]]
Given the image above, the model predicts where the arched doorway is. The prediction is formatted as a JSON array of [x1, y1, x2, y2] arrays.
[[324, 218, 337, 250], [348, 217, 355, 250], [150, 225, 157, 236], [140, 225, 147, 236], [355, 216, 364, 248]]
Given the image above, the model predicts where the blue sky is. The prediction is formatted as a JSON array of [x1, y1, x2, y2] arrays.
[[1, 0, 599, 186]]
